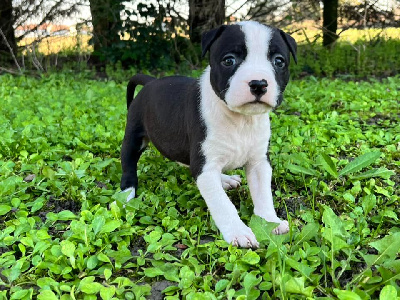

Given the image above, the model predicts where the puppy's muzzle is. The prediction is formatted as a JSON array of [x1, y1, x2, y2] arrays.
[[248, 79, 268, 97]]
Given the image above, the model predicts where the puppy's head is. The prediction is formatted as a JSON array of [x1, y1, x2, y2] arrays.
[[202, 21, 297, 115]]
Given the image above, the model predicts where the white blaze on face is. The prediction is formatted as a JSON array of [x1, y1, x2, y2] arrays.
[[225, 21, 279, 115]]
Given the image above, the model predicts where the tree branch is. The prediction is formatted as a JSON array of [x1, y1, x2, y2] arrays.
[[15, 0, 80, 42], [0, 28, 22, 73]]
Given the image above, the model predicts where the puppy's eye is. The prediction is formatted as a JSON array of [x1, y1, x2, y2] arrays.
[[274, 55, 285, 68], [222, 55, 236, 67]]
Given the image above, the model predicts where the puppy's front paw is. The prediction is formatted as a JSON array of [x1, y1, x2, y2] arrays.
[[221, 174, 241, 190], [256, 213, 290, 235], [272, 220, 289, 235], [222, 224, 259, 248], [111, 187, 136, 208], [122, 187, 136, 203]]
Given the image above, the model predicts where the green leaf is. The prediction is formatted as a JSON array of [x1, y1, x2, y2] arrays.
[[57, 210, 78, 220], [351, 168, 395, 180], [379, 285, 397, 300], [60, 240, 76, 258], [107, 247, 132, 267], [363, 232, 400, 266], [33, 241, 50, 255], [42, 166, 55, 180], [132, 283, 151, 299], [293, 223, 319, 248], [179, 266, 195, 289], [249, 215, 287, 246], [215, 279, 230, 293], [79, 276, 102, 294], [243, 272, 262, 297], [0, 205, 11, 216], [241, 251, 260, 265], [318, 153, 338, 178], [60, 240, 76, 268], [286, 258, 315, 278], [37, 277, 57, 288], [10, 289, 29, 300], [8, 259, 23, 283], [259, 281, 272, 291], [99, 220, 122, 234], [383, 209, 398, 220], [36, 229, 51, 240], [361, 194, 376, 215], [144, 267, 164, 277], [104, 268, 112, 280], [287, 163, 318, 176], [322, 205, 348, 238], [87, 255, 98, 270], [158, 263, 179, 282], [284, 276, 314, 297], [92, 216, 106, 236], [334, 289, 362, 300], [144, 230, 162, 244], [162, 286, 180, 294], [37, 290, 58, 300], [97, 253, 111, 263], [31, 198, 44, 213], [339, 151, 381, 177], [100, 286, 116, 300], [372, 266, 400, 294], [60, 285, 71, 292]]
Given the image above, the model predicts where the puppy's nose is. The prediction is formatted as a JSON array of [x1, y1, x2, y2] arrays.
[[248, 79, 268, 96]]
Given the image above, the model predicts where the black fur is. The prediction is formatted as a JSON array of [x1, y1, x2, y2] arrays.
[[120, 76, 207, 192]]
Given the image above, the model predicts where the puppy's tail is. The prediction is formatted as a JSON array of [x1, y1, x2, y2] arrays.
[[127, 74, 156, 109]]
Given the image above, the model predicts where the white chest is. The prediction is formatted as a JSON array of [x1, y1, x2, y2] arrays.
[[202, 116, 270, 171], [199, 73, 271, 171]]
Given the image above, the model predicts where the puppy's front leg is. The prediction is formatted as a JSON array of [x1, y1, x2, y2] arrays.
[[197, 170, 259, 248], [246, 159, 289, 234]]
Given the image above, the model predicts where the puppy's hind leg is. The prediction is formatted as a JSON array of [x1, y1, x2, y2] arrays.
[[120, 123, 147, 204]]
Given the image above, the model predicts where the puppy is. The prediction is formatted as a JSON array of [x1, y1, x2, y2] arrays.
[[120, 21, 297, 248]]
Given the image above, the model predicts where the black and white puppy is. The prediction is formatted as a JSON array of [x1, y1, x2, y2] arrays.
[[120, 21, 297, 248]]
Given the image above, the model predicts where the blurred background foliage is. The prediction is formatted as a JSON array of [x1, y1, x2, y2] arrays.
[[0, 0, 399, 77]]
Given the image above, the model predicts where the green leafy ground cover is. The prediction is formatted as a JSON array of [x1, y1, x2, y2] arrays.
[[0, 74, 399, 299]]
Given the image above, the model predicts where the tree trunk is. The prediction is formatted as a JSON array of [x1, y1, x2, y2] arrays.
[[89, 0, 122, 63], [188, 0, 225, 44], [322, 0, 339, 47], [0, 0, 17, 65]]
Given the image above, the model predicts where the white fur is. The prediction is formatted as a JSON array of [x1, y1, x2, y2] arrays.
[[113, 187, 135, 209], [196, 22, 289, 248], [197, 170, 259, 248], [122, 187, 136, 203], [221, 174, 241, 190], [225, 21, 279, 114], [246, 160, 289, 234], [140, 138, 149, 151]]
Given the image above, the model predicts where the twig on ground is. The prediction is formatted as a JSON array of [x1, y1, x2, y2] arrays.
[[0, 66, 21, 75]]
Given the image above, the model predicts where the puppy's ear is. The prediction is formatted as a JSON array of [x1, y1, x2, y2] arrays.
[[279, 30, 297, 64], [201, 25, 227, 57]]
